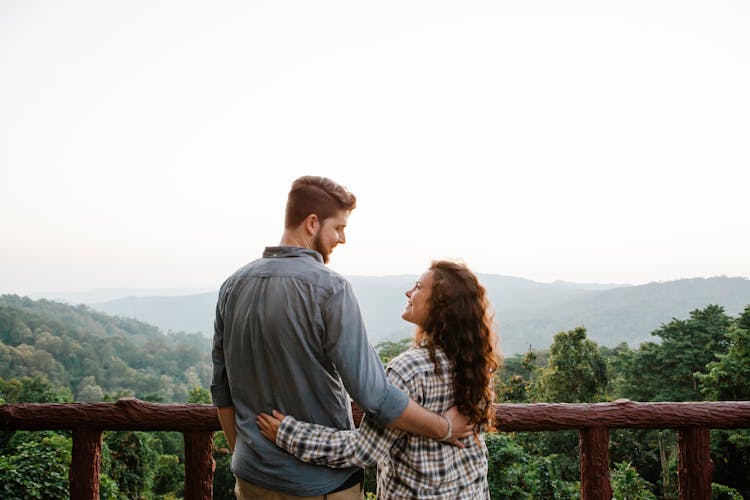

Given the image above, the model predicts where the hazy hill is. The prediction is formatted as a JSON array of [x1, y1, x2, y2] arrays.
[[91, 292, 218, 336], [30, 287, 212, 304], [496, 276, 750, 354], [81, 275, 750, 355], [0, 295, 211, 401]]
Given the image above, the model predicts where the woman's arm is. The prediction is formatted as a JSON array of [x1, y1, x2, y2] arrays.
[[257, 410, 403, 468]]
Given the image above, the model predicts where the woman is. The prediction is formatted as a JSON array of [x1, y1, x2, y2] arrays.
[[257, 260, 499, 499]]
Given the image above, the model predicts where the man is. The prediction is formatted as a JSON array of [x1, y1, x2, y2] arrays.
[[211, 176, 469, 499]]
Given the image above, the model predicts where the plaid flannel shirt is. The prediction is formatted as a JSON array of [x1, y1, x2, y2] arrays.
[[276, 347, 489, 499]]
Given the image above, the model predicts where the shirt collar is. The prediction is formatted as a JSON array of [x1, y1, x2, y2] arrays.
[[263, 246, 324, 263]]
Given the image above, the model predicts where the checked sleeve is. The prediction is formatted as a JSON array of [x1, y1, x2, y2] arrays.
[[275, 360, 419, 468], [275, 415, 403, 468]]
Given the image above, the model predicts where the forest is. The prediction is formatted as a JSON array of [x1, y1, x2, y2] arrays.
[[1, 294, 748, 499]]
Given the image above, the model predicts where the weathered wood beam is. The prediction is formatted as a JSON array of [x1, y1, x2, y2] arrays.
[[493, 400, 750, 431], [677, 427, 712, 500], [0, 398, 220, 431], [70, 427, 102, 500], [579, 426, 612, 500], [184, 431, 215, 500], [2, 398, 749, 433]]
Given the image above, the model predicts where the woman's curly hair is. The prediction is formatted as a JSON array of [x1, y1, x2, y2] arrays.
[[415, 261, 500, 432]]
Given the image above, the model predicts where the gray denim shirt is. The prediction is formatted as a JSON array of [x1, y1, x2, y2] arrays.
[[211, 246, 409, 495]]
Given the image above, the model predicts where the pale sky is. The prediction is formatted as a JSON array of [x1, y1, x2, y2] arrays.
[[1, 0, 749, 295]]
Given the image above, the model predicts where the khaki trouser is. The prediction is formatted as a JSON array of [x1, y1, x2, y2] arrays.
[[234, 475, 364, 500]]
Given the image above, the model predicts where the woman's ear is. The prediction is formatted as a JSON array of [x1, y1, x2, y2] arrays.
[[303, 213, 319, 236]]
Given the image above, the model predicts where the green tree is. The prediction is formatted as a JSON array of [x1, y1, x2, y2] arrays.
[[697, 305, 750, 498], [76, 375, 104, 402], [610, 461, 656, 499], [485, 433, 532, 499], [212, 432, 235, 500], [525, 454, 580, 499], [699, 307, 750, 401], [712, 483, 744, 499], [496, 374, 529, 402], [104, 431, 159, 498], [535, 326, 608, 403], [152, 454, 184, 497], [521, 327, 608, 487], [0, 434, 71, 499], [522, 346, 539, 381], [0, 375, 73, 404], [375, 338, 412, 365], [187, 386, 211, 404], [618, 305, 732, 402]]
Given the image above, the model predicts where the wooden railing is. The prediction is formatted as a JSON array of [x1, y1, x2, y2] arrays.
[[0, 398, 217, 500], [2, 398, 749, 499]]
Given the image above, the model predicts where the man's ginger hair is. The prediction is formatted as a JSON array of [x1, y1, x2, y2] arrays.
[[285, 176, 357, 229]]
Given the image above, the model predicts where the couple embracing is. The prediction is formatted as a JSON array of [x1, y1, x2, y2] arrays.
[[211, 176, 499, 499]]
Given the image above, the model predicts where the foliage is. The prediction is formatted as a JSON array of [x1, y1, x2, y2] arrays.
[[485, 432, 532, 498], [152, 454, 184, 497], [709, 429, 750, 498], [514, 431, 581, 486], [103, 431, 160, 498], [608, 430, 662, 495], [610, 461, 656, 499], [534, 326, 607, 403], [696, 309, 750, 497], [0, 433, 71, 499], [712, 482, 744, 499], [0, 295, 212, 403], [617, 305, 732, 402], [495, 347, 547, 403], [3, 296, 750, 498], [375, 338, 412, 364], [0, 374, 73, 404], [212, 431, 235, 500], [187, 385, 211, 404], [524, 454, 580, 499], [496, 374, 529, 402], [698, 307, 750, 401]]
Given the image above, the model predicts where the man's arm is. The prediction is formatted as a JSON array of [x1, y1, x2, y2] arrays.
[[217, 406, 237, 452], [211, 284, 238, 450], [388, 400, 471, 446]]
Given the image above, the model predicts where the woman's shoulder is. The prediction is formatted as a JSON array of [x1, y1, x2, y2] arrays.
[[387, 347, 449, 378]]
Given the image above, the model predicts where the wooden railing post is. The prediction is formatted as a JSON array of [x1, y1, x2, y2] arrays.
[[69, 427, 102, 500], [184, 430, 215, 500], [579, 426, 612, 500], [677, 427, 712, 500]]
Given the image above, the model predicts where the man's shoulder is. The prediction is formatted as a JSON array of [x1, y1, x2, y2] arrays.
[[284, 257, 349, 292], [218, 259, 262, 291], [221, 255, 350, 294]]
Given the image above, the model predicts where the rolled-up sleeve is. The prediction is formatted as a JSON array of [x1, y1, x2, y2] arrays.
[[322, 280, 408, 426], [210, 285, 233, 408], [276, 415, 401, 468]]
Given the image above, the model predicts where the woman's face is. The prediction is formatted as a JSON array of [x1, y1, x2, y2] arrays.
[[402, 270, 434, 327]]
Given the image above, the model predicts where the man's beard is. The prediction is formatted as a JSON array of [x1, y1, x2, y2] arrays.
[[313, 233, 331, 264]]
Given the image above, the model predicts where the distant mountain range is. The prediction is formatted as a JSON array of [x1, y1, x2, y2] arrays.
[[35, 275, 750, 356]]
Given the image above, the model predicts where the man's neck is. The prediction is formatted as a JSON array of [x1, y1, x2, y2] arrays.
[[279, 230, 312, 249]]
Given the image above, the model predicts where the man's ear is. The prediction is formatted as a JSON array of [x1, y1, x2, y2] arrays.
[[303, 213, 319, 236]]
